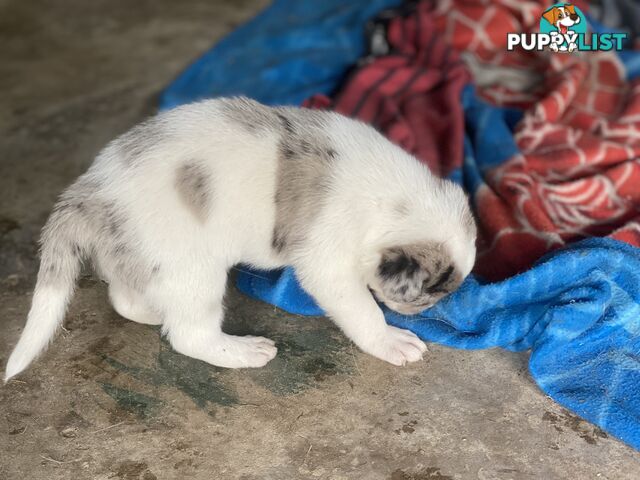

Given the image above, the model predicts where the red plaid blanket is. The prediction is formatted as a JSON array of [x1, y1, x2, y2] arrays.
[[308, 0, 640, 280]]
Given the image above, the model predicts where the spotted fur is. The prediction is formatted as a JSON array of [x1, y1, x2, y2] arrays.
[[175, 160, 212, 223]]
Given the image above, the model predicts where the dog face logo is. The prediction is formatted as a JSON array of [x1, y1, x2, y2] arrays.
[[540, 3, 587, 52], [543, 4, 580, 35]]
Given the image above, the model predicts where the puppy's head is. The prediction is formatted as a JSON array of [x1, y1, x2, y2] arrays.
[[369, 241, 472, 315], [365, 175, 476, 315]]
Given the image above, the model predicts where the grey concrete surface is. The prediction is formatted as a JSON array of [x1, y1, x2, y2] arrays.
[[1, 1, 640, 479]]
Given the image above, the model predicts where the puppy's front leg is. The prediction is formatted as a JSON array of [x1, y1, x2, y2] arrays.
[[296, 264, 427, 366]]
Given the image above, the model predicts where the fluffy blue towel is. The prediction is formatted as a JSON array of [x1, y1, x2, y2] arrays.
[[160, 0, 402, 109], [160, 0, 640, 450]]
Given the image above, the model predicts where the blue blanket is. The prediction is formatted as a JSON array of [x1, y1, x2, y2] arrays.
[[160, 0, 402, 109], [160, 1, 640, 450]]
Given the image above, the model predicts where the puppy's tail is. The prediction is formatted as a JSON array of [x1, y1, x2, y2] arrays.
[[5, 199, 87, 382]]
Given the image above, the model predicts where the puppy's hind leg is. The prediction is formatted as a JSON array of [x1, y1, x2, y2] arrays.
[[150, 264, 277, 368], [108, 281, 161, 325]]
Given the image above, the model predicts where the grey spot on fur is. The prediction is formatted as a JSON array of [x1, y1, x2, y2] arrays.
[[300, 140, 312, 154], [281, 145, 295, 160], [175, 160, 212, 223], [113, 117, 165, 167], [87, 200, 156, 293], [378, 249, 420, 279], [395, 284, 409, 296], [377, 242, 463, 308], [394, 201, 410, 217], [39, 174, 159, 293], [424, 264, 454, 294], [269, 106, 341, 255], [277, 113, 295, 134], [217, 99, 339, 250], [219, 96, 280, 134], [271, 228, 287, 253]]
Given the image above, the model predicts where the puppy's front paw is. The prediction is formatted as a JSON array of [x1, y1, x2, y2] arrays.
[[365, 326, 427, 366]]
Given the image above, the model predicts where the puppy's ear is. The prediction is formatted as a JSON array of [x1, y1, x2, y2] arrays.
[[378, 247, 420, 280], [542, 7, 558, 25], [565, 4, 576, 14]]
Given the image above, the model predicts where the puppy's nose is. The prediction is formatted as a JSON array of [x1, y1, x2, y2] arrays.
[[570, 14, 579, 21]]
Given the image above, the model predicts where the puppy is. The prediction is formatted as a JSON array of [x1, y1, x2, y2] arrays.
[[5, 97, 476, 381], [542, 3, 581, 52]]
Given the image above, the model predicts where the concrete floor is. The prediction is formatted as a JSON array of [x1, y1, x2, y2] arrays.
[[1, 1, 639, 479]]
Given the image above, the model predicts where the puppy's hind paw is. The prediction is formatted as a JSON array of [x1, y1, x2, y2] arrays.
[[364, 326, 427, 366], [218, 335, 278, 368], [172, 333, 277, 369]]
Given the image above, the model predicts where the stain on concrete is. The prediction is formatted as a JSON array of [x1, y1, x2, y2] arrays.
[[391, 467, 453, 480], [101, 337, 238, 412], [75, 310, 354, 418], [246, 327, 352, 395], [55, 410, 90, 437], [173, 457, 198, 470], [101, 383, 162, 419], [89, 335, 126, 357], [0, 219, 39, 293], [542, 409, 608, 444], [156, 340, 239, 407], [114, 460, 157, 480], [64, 308, 99, 331], [77, 274, 99, 289], [8, 426, 26, 435], [0, 216, 19, 235], [395, 419, 418, 435], [305, 357, 339, 382]]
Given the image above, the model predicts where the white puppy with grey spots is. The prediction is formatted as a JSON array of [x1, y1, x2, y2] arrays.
[[5, 97, 476, 381]]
